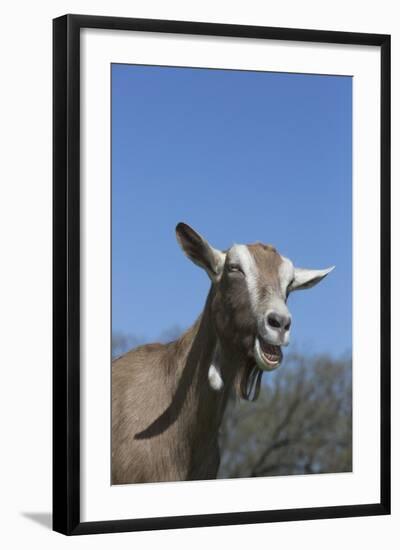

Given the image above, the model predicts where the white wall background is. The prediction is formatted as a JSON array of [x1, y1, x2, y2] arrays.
[[0, 0, 398, 548]]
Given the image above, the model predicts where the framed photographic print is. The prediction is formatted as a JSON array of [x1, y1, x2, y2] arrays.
[[53, 14, 391, 535]]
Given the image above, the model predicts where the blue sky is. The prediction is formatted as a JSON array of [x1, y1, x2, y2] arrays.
[[112, 64, 352, 357]]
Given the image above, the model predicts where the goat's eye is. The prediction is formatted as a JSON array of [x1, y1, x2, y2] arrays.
[[227, 264, 244, 275]]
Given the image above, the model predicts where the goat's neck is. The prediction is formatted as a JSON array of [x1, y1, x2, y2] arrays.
[[173, 289, 238, 442]]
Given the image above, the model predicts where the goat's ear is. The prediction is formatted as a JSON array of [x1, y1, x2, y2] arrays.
[[289, 266, 335, 291], [176, 223, 226, 281]]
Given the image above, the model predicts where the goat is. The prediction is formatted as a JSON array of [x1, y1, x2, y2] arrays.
[[112, 223, 333, 484]]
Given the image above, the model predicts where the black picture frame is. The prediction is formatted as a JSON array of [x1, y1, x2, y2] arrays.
[[53, 14, 391, 536]]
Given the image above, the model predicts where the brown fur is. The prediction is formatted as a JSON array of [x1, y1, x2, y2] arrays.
[[247, 243, 283, 298], [112, 291, 232, 484], [111, 266, 267, 484], [112, 234, 287, 485]]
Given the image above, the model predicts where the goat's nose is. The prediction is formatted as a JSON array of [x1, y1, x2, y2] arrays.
[[267, 311, 291, 332]]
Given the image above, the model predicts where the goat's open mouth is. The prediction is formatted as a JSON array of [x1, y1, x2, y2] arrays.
[[254, 337, 282, 371]]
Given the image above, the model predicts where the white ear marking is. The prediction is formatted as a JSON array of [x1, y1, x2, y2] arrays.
[[279, 256, 295, 296], [290, 265, 335, 291], [210, 249, 226, 282]]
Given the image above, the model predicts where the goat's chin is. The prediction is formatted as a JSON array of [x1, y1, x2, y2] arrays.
[[254, 337, 282, 371]]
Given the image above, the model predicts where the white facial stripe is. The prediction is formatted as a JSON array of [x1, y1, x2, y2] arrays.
[[279, 256, 295, 296], [230, 245, 259, 312]]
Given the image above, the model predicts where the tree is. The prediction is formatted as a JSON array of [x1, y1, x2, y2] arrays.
[[111, 329, 351, 478], [218, 353, 352, 478]]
